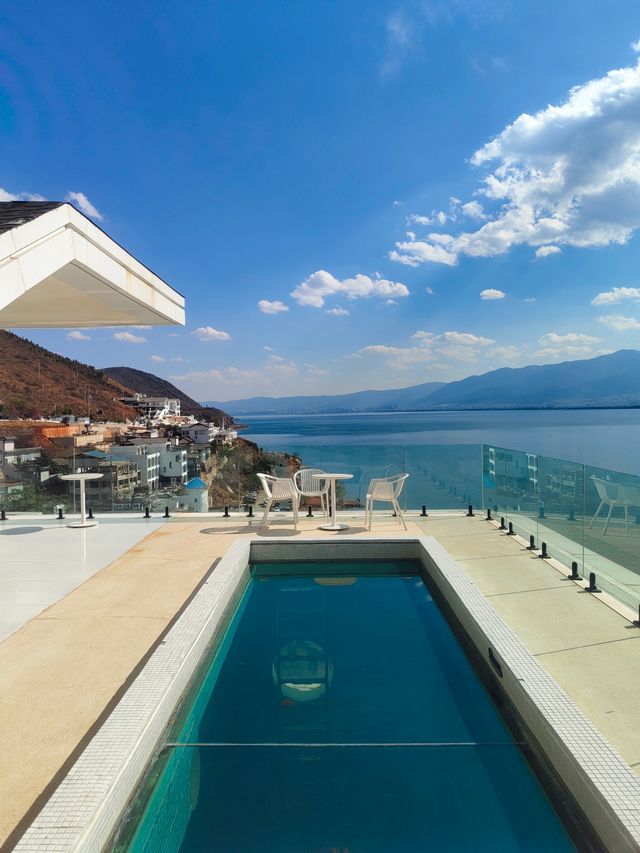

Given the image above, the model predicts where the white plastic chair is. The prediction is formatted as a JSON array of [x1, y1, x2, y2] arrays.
[[365, 474, 409, 531], [257, 473, 300, 529], [294, 468, 330, 516], [588, 476, 640, 535]]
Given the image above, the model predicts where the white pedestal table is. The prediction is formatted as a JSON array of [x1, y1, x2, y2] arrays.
[[59, 473, 103, 528], [312, 472, 353, 532]]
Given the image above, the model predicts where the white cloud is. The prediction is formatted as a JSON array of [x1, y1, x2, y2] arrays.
[[425, 286, 434, 295], [130, 325, 152, 329], [191, 326, 231, 341], [391, 56, 640, 266], [172, 357, 299, 391], [632, 39, 640, 53], [65, 191, 103, 221], [263, 345, 275, 351], [523, 297, 536, 302], [591, 286, 640, 305], [114, 331, 147, 344], [66, 330, 90, 341], [392, 200, 404, 207], [538, 332, 601, 346], [380, 10, 417, 79], [461, 201, 486, 220], [291, 270, 409, 308], [258, 299, 289, 314], [535, 245, 562, 258], [597, 314, 640, 330], [0, 187, 44, 202], [359, 329, 494, 369], [480, 288, 505, 300], [326, 306, 350, 316], [151, 355, 166, 362]]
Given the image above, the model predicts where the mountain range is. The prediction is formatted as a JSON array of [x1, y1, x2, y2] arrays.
[[207, 349, 640, 415]]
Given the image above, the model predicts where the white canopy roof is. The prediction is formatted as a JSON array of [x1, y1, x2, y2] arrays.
[[0, 203, 185, 329]]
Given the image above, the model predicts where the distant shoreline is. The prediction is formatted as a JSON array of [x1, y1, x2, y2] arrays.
[[233, 405, 640, 418]]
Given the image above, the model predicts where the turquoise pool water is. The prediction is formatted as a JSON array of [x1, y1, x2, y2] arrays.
[[120, 560, 574, 851]]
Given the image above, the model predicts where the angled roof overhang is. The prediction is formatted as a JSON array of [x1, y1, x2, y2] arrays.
[[0, 203, 185, 328]]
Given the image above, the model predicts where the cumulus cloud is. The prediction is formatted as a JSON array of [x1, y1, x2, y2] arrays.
[[65, 191, 103, 221], [632, 39, 640, 53], [480, 288, 505, 300], [591, 286, 640, 305], [425, 286, 434, 295], [66, 330, 90, 341], [0, 187, 44, 202], [191, 326, 231, 341], [326, 306, 350, 316], [461, 201, 486, 220], [291, 270, 409, 308], [258, 299, 289, 314], [535, 245, 562, 258], [538, 332, 601, 346], [172, 356, 299, 393], [391, 56, 640, 266], [535, 331, 604, 359], [359, 329, 495, 369], [597, 314, 640, 330], [114, 331, 147, 344]]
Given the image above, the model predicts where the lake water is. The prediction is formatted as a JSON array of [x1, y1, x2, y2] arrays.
[[243, 409, 640, 475]]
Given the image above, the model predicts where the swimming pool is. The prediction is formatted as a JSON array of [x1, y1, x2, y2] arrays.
[[117, 559, 574, 851]]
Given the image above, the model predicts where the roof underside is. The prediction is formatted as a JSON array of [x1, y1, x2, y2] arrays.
[[0, 202, 185, 329]]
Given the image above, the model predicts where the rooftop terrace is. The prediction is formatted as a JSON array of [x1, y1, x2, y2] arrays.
[[1, 508, 639, 847]]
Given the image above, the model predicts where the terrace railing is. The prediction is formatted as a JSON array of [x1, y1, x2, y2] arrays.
[[3, 441, 640, 614]]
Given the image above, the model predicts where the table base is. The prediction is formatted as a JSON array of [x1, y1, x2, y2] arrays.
[[68, 520, 98, 529], [318, 523, 349, 531]]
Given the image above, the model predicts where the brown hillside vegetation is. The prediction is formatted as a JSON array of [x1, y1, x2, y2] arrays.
[[102, 366, 232, 424], [0, 330, 135, 420]]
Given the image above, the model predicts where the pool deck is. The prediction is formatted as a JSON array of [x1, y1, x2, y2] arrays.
[[1, 510, 640, 847]]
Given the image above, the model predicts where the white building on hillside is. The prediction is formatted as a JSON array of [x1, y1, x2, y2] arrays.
[[111, 444, 161, 492], [119, 395, 181, 420], [181, 422, 219, 444]]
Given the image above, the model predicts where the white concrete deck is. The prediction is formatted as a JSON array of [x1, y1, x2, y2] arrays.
[[0, 517, 165, 641]]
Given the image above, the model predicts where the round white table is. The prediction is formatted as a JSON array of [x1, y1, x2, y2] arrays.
[[58, 473, 103, 528], [312, 472, 353, 531]]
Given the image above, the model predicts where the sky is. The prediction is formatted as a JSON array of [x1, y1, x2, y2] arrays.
[[3, 1, 640, 402]]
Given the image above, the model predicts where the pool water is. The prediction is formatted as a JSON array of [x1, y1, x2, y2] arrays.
[[120, 560, 574, 852]]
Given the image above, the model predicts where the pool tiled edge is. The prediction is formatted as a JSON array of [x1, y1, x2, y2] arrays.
[[14, 536, 640, 852]]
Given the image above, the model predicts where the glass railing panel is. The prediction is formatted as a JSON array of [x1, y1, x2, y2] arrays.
[[581, 463, 640, 609], [286, 445, 406, 510], [404, 444, 482, 510], [483, 444, 512, 524], [486, 445, 539, 542], [535, 455, 585, 574]]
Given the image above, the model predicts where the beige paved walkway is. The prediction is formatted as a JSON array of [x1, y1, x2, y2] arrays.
[[2, 512, 640, 848]]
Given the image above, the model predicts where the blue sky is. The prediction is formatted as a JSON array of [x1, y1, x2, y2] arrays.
[[3, 1, 640, 402]]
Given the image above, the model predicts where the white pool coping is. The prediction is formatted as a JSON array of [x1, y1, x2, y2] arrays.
[[15, 536, 640, 852]]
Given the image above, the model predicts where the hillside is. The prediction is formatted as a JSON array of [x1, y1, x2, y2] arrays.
[[0, 330, 134, 420], [102, 366, 231, 423]]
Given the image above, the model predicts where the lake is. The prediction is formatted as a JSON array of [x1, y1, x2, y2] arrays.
[[243, 409, 640, 475]]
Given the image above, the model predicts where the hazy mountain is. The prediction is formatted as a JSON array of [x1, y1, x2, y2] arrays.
[[208, 350, 640, 415], [205, 382, 446, 415], [102, 366, 231, 423], [418, 349, 640, 409]]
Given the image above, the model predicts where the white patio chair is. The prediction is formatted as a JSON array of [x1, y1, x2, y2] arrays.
[[294, 467, 330, 516], [588, 476, 640, 535], [257, 473, 300, 529], [365, 473, 409, 531]]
